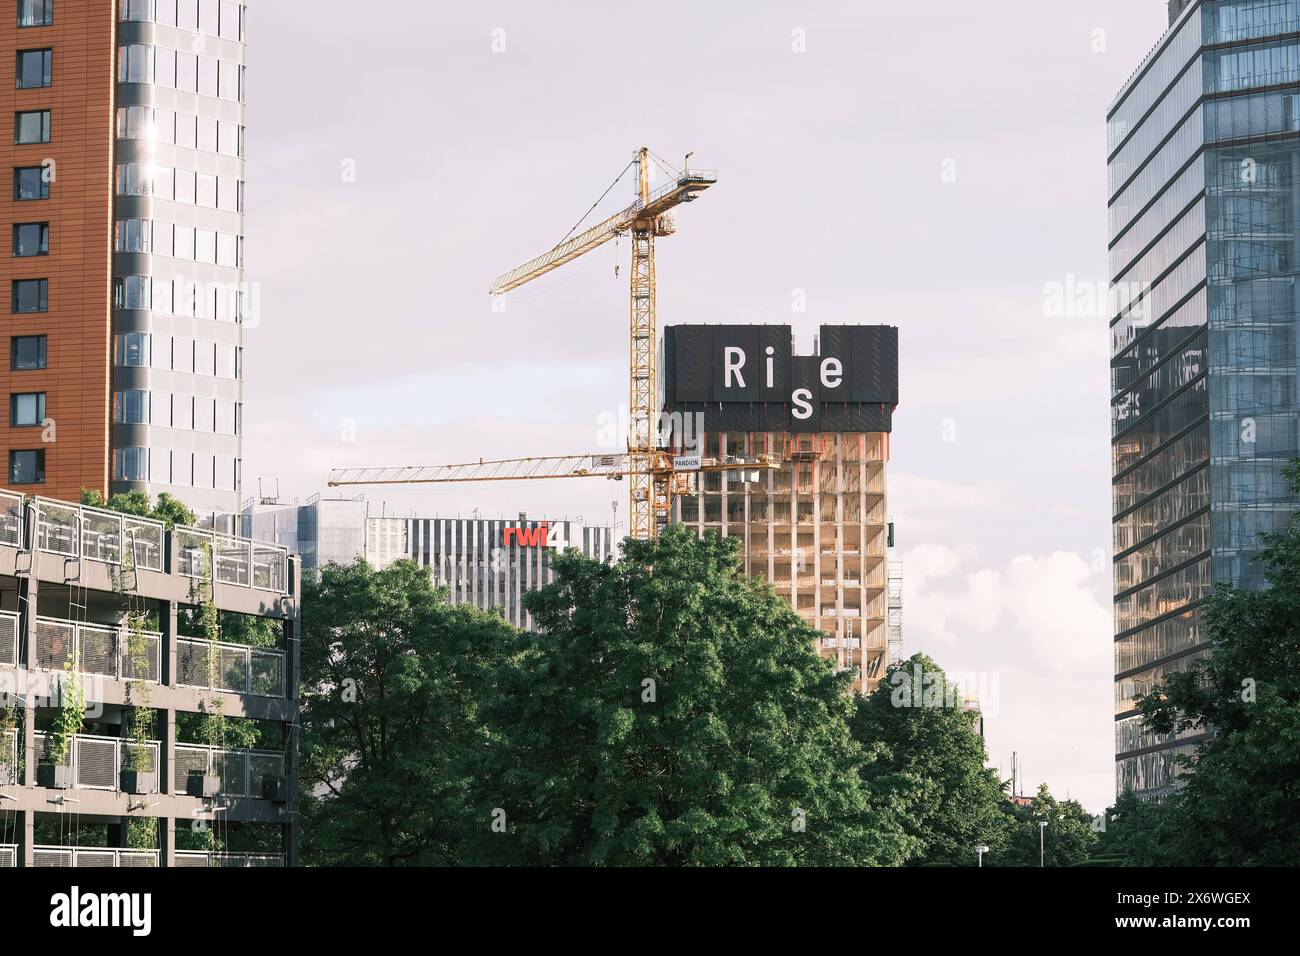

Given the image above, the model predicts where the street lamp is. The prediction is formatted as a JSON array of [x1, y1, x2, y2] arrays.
[[1038, 820, 1048, 867], [976, 844, 990, 868]]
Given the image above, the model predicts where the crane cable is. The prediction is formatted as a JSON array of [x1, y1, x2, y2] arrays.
[[556, 158, 636, 247]]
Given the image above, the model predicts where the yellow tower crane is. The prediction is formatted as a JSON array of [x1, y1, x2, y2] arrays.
[[329, 148, 741, 540]]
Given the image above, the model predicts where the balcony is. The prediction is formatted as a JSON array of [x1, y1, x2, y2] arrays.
[[32, 847, 158, 867], [0, 845, 14, 867], [173, 851, 284, 868], [34, 497, 165, 570], [173, 743, 284, 798], [177, 637, 286, 698], [175, 527, 287, 592], [0, 610, 15, 667], [33, 731, 160, 791], [33, 616, 161, 684]]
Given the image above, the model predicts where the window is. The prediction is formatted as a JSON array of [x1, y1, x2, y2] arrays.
[[11, 335, 46, 369], [114, 332, 149, 367], [11, 391, 44, 426], [12, 278, 47, 313], [118, 44, 153, 83], [12, 222, 47, 256], [113, 276, 151, 310], [114, 218, 150, 253], [219, 0, 241, 41], [16, 49, 51, 88], [119, 0, 152, 21], [18, 0, 52, 28], [113, 447, 148, 482], [14, 165, 49, 200], [15, 109, 49, 144], [113, 389, 148, 424], [9, 449, 44, 484]]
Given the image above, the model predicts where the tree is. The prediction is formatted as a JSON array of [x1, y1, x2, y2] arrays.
[[462, 526, 913, 866], [80, 489, 196, 528], [1002, 783, 1099, 867], [1132, 463, 1300, 866], [850, 654, 1016, 865], [298, 558, 520, 866]]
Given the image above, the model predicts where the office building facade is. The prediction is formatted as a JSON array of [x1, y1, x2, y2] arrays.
[[1, 1, 248, 515], [1109, 0, 1300, 797], [661, 324, 898, 694]]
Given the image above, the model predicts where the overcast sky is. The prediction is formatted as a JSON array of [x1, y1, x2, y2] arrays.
[[240, 0, 1174, 813]]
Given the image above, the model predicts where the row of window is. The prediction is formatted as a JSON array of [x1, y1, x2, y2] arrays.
[[116, 162, 243, 212], [113, 275, 246, 322], [117, 105, 243, 158], [119, 0, 245, 43], [114, 332, 241, 378], [113, 447, 241, 492], [113, 389, 241, 435], [118, 44, 244, 103], [115, 219, 243, 268]]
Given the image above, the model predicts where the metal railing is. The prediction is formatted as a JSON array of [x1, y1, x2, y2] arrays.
[[33, 616, 161, 684], [173, 851, 284, 868], [176, 637, 286, 698], [1, 729, 16, 786], [0, 845, 16, 867], [0, 609, 16, 668], [0, 491, 21, 547], [173, 743, 284, 798], [34, 731, 160, 791], [34, 498, 165, 572], [33, 847, 159, 867], [175, 525, 287, 593]]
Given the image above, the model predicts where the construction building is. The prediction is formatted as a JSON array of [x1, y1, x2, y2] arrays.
[[0, 488, 299, 867], [661, 324, 899, 693], [1108, 0, 1300, 797], [0, 1, 249, 515]]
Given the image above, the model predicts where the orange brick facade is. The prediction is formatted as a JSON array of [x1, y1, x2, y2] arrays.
[[0, 1, 114, 502]]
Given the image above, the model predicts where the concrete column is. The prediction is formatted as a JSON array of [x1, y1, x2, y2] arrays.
[[21, 694, 34, 788], [161, 815, 175, 868], [18, 808, 33, 867]]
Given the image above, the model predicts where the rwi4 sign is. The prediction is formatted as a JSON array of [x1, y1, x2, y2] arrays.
[[503, 523, 549, 548]]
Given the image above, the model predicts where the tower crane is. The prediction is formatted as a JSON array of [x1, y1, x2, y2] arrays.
[[329, 148, 748, 540]]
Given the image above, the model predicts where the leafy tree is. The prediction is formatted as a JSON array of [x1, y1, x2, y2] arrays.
[[80, 489, 196, 528], [462, 526, 913, 866], [298, 558, 519, 866], [1131, 463, 1300, 866], [850, 654, 1015, 865], [1095, 791, 1177, 867], [1002, 783, 1099, 867]]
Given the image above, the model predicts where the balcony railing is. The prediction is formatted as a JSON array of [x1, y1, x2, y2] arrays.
[[175, 526, 286, 592], [0, 492, 290, 595], [176, 637, 286, 698], [34, 731, 160, 790], [33, 616, 161, 684], [33, 847, 159, 867], [0, 845, 15, 868], [173, 743, 284, 798], [173, 851, 284, 868], [0, 609, 16, 668]]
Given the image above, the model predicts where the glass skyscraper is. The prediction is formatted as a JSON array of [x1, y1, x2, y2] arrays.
[[1109, 0, 1300, 797]]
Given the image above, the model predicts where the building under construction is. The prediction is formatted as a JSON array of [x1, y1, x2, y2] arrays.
[[661, 324, 898, 693]]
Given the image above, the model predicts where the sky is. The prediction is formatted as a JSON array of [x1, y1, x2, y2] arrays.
[[240, 0, 1175, 814]]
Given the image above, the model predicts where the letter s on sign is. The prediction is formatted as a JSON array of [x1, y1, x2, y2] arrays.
[[792, 388, 813, 420]]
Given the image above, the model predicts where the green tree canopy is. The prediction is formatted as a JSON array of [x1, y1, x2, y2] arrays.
[[850, 654, 1016, 865], [462, 526, 913, 866], [298, 558, 520, 866], [80, 488, 196, 528], [1002, 783, 1099, 867]]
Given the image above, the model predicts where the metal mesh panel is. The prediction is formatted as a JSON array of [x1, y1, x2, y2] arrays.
[[36, 500, 78, 556], [123, 517, 164, 571], [117, 851, 158, 868], [34, 731, 70, 769], [174, 745, 210, 794], [250, 650, 285, 697], [0, 611, 16, 667], [250, 752, 284, 792], [121, 631, 161, 683], [77, 624, 120, 679], [175, 529, 211, 578], [80, 509, 123, 564], [177, 639, 215, 687], [75, 736, 119, 790], [122, 740, 158, 774], [173, 852, 210, 868], [215, 749, 248, 796], [0, 846, 15, 868], [219, 645, 248, 692], [0, 491, 22, 547], [215, 536, 251, 587], [33, 849, 73, 867], [73, 850, 117, 868], [252, 545, 286, 592], [246, 855, 284, 868], [35, 618, 76, 670]]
